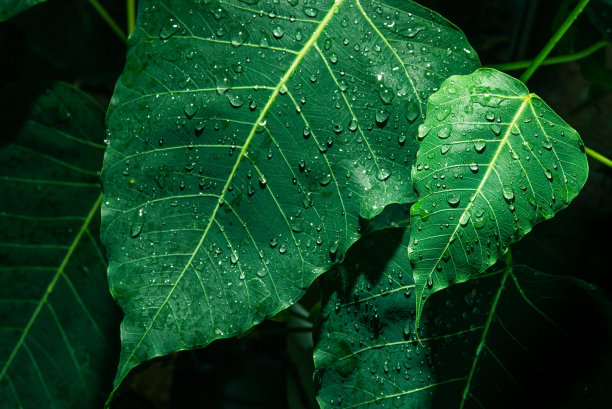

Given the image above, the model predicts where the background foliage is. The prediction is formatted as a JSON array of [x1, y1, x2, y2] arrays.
[[0, 0, 610, 408]]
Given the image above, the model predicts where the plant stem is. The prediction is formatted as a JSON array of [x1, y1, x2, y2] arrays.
[[490, 40, 607, 71], [88, 0, 127, 42], [520, 0, 591, 83], [586, 147, 612, 169], [127, 0, 136, 35]]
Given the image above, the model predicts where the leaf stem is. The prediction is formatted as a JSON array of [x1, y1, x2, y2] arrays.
[[519, 0, 591, 83], [88, 0, 127, 42], [585, 147, 612, 169], [490, 40, 607, 71], [127, 0, 136, 35]]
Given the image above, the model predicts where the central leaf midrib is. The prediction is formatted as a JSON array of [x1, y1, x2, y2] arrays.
[[115, 0, 347, 385], [417, 94, 532, 314]]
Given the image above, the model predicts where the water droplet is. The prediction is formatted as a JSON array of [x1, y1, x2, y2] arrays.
[[459, 212, 470, 227], [376, 168, 391, 181], [469, 163, 479, 173], [269, 238, 278, 248], [375, 109, 390, 127], [447, 193, 461, 208], [323, 37, 332, 50], [502, 185, 515, 203], [437, 125, 451, 139], [272, 26, 285, 39], [303, 126, 311, 139], [319, 173, 332, 186], [259, 174, 267, 187], [230, 251, 239, 264], [490, 124, 502, 136], [417, 125, 430, 141], [474, 140, 486, 153], [435, 107, 451, 121], [378, 87, 394, 104], [440, 144, 450, 155], [329, 240, 339, 258], [303, 6, 319, 17], [404, 99, 419, 123], [289, 216, 303, 233], [348, 118, 358, 132], [485, 111, 495, 122], [184, 102, 197, 119], [544, 169, 553, 181], [159, 22, 180, 40], [230, 27, 249, 47], [227, 93, 244, 108], [130, 208, 146, 238]]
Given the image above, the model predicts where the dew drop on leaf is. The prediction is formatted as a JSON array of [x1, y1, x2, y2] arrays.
[[447, 193, 460, 207], [437, 125, 451, 139]]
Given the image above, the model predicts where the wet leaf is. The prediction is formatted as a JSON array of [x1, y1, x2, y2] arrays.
[[101, 0, 479, 393], [408, 68, 589, 326], [315, 227, 612, 408]]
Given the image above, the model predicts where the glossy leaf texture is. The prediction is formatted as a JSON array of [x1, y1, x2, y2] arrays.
[[0, 0, 45, 21], [0, 82, 118, 407], [101, 0, 480, 390], [314, 227, 612, 409], [408, 68, 588, 325]]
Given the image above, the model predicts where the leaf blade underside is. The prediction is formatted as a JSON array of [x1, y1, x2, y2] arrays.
[[0, 82, 118, 408], [314, 227, 612, 409], [101, 0, 479, 391]]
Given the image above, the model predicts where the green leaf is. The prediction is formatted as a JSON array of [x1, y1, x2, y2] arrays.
[[0, 82, 118, 407], [314, 228, 612, 408], [101, 0, 479, 392], [408, 68, 588, 326], [0, 0, 45, 21]]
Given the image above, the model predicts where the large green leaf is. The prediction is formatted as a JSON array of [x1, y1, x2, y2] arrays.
[[314, 227, 612, 408], [408, 68, 588, 326], [0, 82, 118, 407], [0, 0, 45, 21], [101, 0, 479, 391]]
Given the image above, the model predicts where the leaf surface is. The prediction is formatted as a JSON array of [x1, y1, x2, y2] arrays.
[[101, 0, 479, 390], [0, 0, 45, 21], [0, 82, 118, 407], [408, 68, 588, 325], [314, 227, 612, 408]]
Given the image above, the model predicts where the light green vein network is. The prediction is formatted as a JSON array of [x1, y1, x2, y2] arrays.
[[408, 68, 589, 328], [101, 0, 480, 395]]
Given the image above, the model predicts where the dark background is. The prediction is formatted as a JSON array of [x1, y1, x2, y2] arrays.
[[1, 0, 610, 408]]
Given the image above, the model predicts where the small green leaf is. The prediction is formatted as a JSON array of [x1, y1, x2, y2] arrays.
[[0, 82, 118, 407], [315, 228, 612, 408], [101, 0, 479, 392], [408, 68, 588, 326], [0, 0, 46, 21]]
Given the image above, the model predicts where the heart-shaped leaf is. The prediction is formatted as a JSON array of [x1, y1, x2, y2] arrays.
[[408, 68, 588, 326], [101, 0, 480, 392], [0, 82, 118, 407]]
